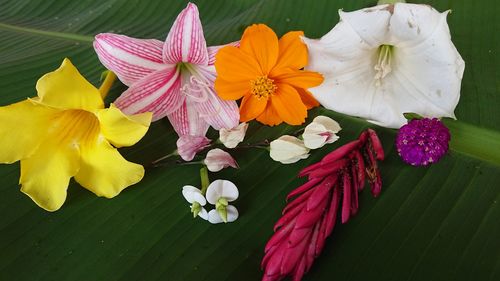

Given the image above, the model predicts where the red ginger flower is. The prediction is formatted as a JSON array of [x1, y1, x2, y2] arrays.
[[262, 129, 384, 281]]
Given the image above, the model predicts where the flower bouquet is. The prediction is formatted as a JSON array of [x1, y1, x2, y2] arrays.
[[0, 0, 499, 280]]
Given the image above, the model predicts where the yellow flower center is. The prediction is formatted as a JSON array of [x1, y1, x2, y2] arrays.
[[50, 109, 100, 147], [250, 76, 277, 99]]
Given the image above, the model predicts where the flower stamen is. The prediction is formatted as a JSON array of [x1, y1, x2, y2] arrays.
[[250, 76, 277, 99], [374, 44, 393, 86]]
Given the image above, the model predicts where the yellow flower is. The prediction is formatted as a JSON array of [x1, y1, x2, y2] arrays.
[[0, 59, 152, 211]]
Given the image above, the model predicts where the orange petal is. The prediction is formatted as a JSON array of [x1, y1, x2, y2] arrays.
[[275, 31, 308, 69], [239, 94, 267, 122], [256, 99, 283, 126], [272, 83, 307, 125], [215, 46, 262, 81], [296, 88, 320, 109], [215, 78, 249, 101], [240, 24, 279, 74], [271, 68, 324, 89]]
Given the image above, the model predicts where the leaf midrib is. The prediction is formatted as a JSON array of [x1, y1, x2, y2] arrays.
[[0, 22, 93, 43]]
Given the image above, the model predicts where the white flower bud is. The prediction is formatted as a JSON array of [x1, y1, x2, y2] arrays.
[[270, 135, 310, 164], [303, 116, 341, 149], [219, 123, 248, 149]]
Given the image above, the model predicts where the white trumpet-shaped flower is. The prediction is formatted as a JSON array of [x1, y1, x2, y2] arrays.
[[182, 185, 208, 220], [303, 3, 465, 128], [206, 180, 239, 224]]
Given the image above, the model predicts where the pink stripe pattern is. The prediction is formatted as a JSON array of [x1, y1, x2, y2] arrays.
[[92, 2, 241, 161], [94, 33, 165, 86], [167, 97, 210, 137], [115, 67, 184, 121], [163, 3, 208, 65]]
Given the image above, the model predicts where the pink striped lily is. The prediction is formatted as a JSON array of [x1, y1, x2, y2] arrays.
[[93, 3, 239, 160]]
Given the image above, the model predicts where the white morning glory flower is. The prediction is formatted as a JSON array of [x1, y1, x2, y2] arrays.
[[303, 3, 465, 128], [205, 180, 239, 224], [302, 116, 341, 149], [182, 185, 208, 220]]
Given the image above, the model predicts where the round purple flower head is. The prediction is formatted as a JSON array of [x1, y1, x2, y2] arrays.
[[396, 118, 451, 166]]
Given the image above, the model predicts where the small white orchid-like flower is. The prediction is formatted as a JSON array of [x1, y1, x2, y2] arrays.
[[204, 148, 238, 172], [303, 3, 465, 128], [219, 122, 248, 149], [302, 116, 342, 149], [182, 185, 208, 220], [205, 180, 239, 224], [270, 135, 310, 164]]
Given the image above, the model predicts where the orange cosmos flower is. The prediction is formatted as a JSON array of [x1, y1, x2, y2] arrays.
[[214, 24, 324, 126]]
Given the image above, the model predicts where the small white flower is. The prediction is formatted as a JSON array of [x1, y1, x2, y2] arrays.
[[203, 148, 238, 172], [303, 3, 465, 128], [219, 122, 248, 149], [182, 185, 208, 220], [302, 116, 342, 149], [270, 135, 310, 164], [205, 180, 239, 224]]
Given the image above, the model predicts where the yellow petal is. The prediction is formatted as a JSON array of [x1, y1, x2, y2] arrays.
[[0, 99, 57, 164], [74, 140, 144, 198], [20, 136, 81, 212], [36, 58, 104, 111], [97, 104, 152, 148]]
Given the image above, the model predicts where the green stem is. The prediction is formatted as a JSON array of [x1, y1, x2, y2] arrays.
[[99, 71, 117, 99], [200, 166, 210, 194], [0, 22, 93, 43], [151, 150, 179, 166]]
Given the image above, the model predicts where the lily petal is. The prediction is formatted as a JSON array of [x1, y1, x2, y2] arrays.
[[163, 3, 208, 65], [74, 140, 144, 198], [189, 66, 240, 130], [94, 33, 166, 86], [97, 104, 152, 148], [167, 97, 210, 137], [114, 67, 184, 121], [20, 135, 80, 212], [0, 100, 56, 164], [36, 58, 103, 111]]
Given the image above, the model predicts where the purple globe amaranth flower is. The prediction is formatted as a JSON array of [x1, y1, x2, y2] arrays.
[[396, 118, 451, 166]]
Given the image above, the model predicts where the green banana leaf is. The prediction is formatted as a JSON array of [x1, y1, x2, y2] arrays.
[[0, 0, 499, 280]]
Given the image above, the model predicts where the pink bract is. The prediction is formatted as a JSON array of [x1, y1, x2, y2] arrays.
[[262, 129, 385, 281]]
